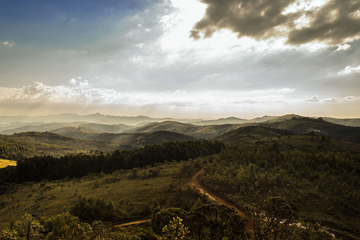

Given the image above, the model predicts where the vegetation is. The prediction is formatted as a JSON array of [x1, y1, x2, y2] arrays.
[[0, 200, 334, 240], [0, 159, 205, 230], [200, 143, 360, 238], [1, 116, 360, 239], [0, 140, 224, 184], [0, 132, 124, 159]]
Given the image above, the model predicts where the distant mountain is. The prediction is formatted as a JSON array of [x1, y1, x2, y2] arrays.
[[248, 115, 277, 123], [191, 117, 248, 125], [261, 117, 360, 143], [1, 123, 82, 135], [214, 126, 293, 144], [190, 115, 283, 126], [262, 114, 303, 123], [1, 123, 134, 135], [126, 121, 241, 139], [0, 113, 174, 125], [323, 117, 360, 127]]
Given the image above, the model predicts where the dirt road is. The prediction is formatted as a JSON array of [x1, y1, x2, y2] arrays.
[[190, 169, 253, 230], [115, 219, 151, 228], [117, 169, 253, 230]]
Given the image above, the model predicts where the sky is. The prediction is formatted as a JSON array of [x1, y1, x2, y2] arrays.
[[0, 0, 359, 119]]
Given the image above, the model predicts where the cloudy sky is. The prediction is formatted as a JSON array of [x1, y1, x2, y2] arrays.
[[0, 0, 359, 119]]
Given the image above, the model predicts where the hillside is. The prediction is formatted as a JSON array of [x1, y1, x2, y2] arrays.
[[214, 126, 294, 144], [0, 122, 80, 135], [51, 127, 196, 146], [261, 117, 360, 143], [191, 117, 248, 125], [1, 122, 133, 135], [0, 113, 176, 125], [191, 115, 278, 125], [125, 131, 196, 146], [127, 121, 241, 139], [323, 117, 360, 127], [261, 113, 303, 123], [0, 132, 127, 159]]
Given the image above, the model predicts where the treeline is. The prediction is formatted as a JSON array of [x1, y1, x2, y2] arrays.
[[200, 143, 360, 237], [0, 140, 224, 185]]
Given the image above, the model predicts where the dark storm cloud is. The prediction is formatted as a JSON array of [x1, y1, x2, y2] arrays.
[[287, 0, 360, 45], [191, 0, 360, 45]]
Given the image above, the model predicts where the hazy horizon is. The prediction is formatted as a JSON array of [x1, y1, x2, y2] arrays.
[[1, 0, 359, 119]]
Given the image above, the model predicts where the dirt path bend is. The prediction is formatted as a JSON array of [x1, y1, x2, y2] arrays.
[[190, 169, 253, 230], [115, 219, 151, 228], [116, 170, 254, 230]]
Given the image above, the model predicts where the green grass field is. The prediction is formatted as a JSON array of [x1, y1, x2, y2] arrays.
[[0, 159, 16, 168], [0, 161, 200, 230]]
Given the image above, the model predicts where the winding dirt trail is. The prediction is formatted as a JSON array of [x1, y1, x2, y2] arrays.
[[190, 169, 254, 231], [116, 169, 254, 230], [115, 219, 151, 228]]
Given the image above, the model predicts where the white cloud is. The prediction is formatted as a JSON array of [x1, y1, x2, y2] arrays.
[[1, 42, 14, 47], [338, 65, 360, 75], [305, 96, 319, 102], [335, 44, 352, 52], [0, 81, 299, 108], [309, 96, 360, 103]]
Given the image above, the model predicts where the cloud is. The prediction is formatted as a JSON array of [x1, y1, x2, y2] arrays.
[[338, 65, 360, 75], [0, 42, 14, 47], [190, 0, 360, 46], [323, 96, 360, 103], [334, 43, 352, 52], [0, 81, 359, 118], [0, 80, 299, 108], [305, 96, 320, 102]]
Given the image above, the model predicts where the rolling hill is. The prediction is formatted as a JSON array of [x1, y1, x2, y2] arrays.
[[323, 117, 360, 127], [214, 126, 294, 144], [1, 122, 134, 135], [0, 130, 197, 160], [51, 126, 196, 145], [0, 113, 177, 125], [191, 115, 278, 125], [191, 117, 248, 125], [261, 117, 360, 143], [126, 121, 242, 139], [2, 132, 126, 158]]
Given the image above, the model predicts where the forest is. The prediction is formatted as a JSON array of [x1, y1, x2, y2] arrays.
[[0, 140, 224, 185], [0, 133, 359, 239]]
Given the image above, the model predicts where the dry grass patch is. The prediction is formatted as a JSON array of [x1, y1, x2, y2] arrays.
[[0, 159, 16, 168], [0, 161, 190, 230]]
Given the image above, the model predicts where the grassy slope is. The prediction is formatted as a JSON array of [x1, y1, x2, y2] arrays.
[[261, 118, 360, 143], [127, 121, 241, 139], [51, 128, 196, 145], [0, 132, 124, 159], [213, 126, 294, 144], [0, 161, 197, 230]]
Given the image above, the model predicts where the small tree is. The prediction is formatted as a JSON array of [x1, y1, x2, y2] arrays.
[[162, 217, 189, 240]]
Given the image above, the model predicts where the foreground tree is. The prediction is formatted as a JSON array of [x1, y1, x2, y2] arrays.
[[249, 197, 293, 240], [0, 213, 44, 240]]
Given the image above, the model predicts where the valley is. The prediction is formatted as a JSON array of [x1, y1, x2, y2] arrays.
[[0, 113, 360, 239]]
